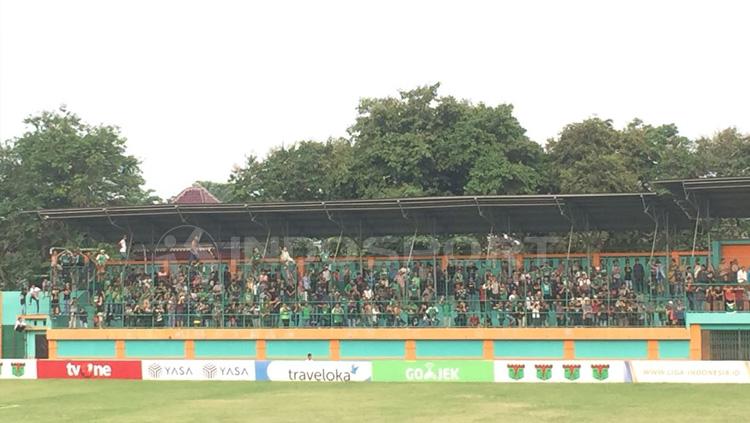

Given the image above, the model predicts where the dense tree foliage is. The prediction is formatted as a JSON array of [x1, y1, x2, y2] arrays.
[[0, 108, 154, 288], [3, 86, 750, 287]]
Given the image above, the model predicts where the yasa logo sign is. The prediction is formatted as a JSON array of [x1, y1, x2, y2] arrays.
[[405, 362, 460, 381], [148, 364, 162, 379], [202, 364, 217, 379], [142, 360, 255, 381]]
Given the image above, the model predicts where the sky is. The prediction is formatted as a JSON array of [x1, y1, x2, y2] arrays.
[[1, 0, 748, 199]]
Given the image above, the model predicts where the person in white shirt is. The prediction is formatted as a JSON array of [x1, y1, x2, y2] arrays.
[[14, 317, 26, 332], [280, 246, 295, 265], [738, 266, 748, 284], [29, 285, 42, 313], [119, 235, 128, 259]]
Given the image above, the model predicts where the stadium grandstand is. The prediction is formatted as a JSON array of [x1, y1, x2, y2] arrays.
[[15, 177, 749, 332]]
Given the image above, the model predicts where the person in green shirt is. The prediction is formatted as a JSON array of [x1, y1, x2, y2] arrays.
[[279, 304, 291, 327], [299, 302, 312, 327], [331, 303, 344, 327], [409, 275, 421, 301], [318, 303, 330, 327]]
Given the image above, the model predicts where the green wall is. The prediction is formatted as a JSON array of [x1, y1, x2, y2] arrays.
[[658, 340, 690, 359], [415, 341, 483, 358], [575, 340, 648, 359], [57, 340, 116, 358], [494, 340, 564, 358], [194, 340, 255, 358], [340, 341, 404, 358], [266, 340, 329, 359], [125, 340, 184, 357]]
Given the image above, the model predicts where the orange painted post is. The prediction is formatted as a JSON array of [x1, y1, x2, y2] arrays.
[[647, 340, 659, 359], [296, 257, 306, 278], [441, 256, 448, 271], [229, 259, 237, 275], [689, 324, 702, 360], [563, 340, 575, 359], [405, 340, 417, 360], [592, 253, 601, 269], [48, 340, 57, 359], [115, 340, 125, 359], [330, 340, 340, 360], [256, 339, 267, 360], [185, 340, 195, 359], [482, 339, 494, 360]]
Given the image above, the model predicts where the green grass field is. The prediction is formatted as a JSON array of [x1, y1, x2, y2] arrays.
[[1, 381, 746, 422]]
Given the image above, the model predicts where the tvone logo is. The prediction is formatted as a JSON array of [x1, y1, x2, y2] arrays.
[[66, 362, 112, 378], [405, 363, 459, 381]]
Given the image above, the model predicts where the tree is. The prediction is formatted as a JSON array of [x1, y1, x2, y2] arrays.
[[0, 107, 154, 288], [620, 119, 698, 187], [195, 180, 234, 203], [546, 118, 640, 193], [349, 83, 545, 198], [695, 128, 750, 177], [230, 138, 355, 202]]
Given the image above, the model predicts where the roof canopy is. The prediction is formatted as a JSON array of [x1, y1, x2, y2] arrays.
[[652, 177, 750, 219], [32, 177, 750, 243]]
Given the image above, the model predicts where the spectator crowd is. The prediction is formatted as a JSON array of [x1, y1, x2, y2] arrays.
[[28, 248, 750, 330]]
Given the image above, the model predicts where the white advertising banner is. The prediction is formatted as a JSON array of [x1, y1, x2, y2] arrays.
[[142, 360, 255, 381], [0, 359, 37, 379], [629, 360, 750, 384], [256, 361, 372, 382], [494, 360, 629, 383]]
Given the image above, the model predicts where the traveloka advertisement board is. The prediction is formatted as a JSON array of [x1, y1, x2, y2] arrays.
[[0, 359, 37, 379], [255, 361, 372, 382], [494, 360, 630, 383], [142, 360, 255, 381], [372, 360, 494, 382]]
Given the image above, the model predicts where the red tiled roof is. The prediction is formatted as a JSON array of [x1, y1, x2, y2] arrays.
[[170, 185, 221, 204]]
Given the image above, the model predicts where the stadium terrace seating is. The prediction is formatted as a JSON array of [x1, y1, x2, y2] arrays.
[[38, 251, 748, 330]]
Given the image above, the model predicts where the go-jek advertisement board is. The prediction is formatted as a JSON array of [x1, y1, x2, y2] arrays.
[[142, 360, 255, 381], [629, 360, 750, 383], [0, 359, 37, 379], [372, 360, 494, 382], [494, 361, 630, 383], [255, 361, 372, 382]]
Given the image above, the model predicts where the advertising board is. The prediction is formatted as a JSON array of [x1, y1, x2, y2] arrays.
[[142, 360, 255, 381], [629, 360, 750, 383], [372, 360, 493, 382], [255, 360, 371, 382], [37, 360, 142, 379], [0, 359, 37, 379], [493, 360, 630, 383]]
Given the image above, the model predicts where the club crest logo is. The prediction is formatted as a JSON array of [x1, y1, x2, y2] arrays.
[[11, 362, 25, 378], [563, 364, 580, 381], [535, 364, 552, 381], [591, 364, 610, 381], [507, 364, 525, 380]]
